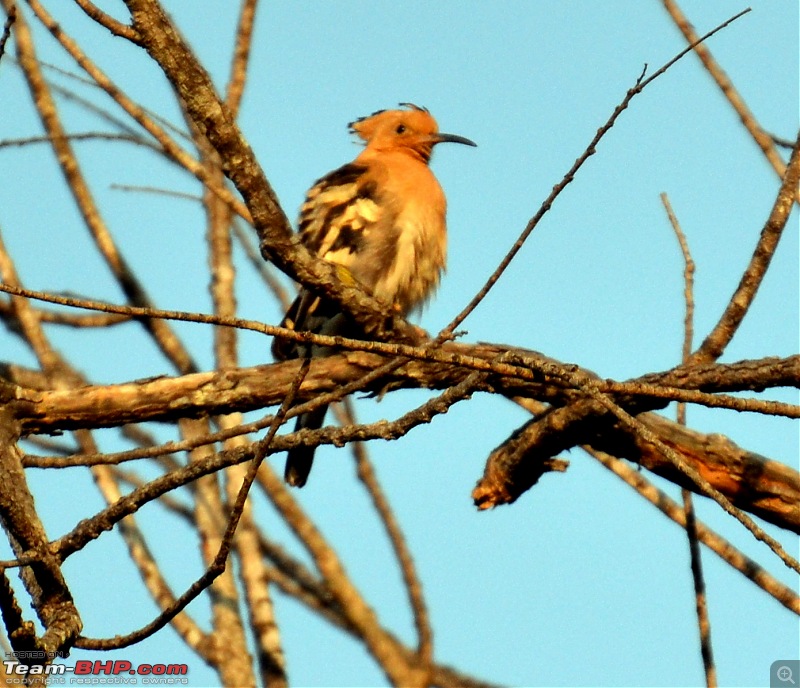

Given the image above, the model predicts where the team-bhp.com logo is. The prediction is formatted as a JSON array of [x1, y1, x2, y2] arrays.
[[3, 655, 189, 684]]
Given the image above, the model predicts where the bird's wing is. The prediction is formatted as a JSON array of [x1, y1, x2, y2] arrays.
[[271, 162, 395, 361]]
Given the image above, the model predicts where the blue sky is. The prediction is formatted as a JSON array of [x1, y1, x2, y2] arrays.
[[1, 2, 798, 687]]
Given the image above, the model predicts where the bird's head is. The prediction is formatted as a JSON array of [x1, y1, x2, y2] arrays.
[[348, 103, 476, 162]]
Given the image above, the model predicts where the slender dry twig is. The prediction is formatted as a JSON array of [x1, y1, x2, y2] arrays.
[[40, 66, 194, 151], [108, 187, 203, 209], [0, 4, 15, 67], [109, 465, 193, 521], [255, 449, 426, 686], [770, 133, 796, 150], [662, 192, 716, 688], [591, 449, 800, 616], [232, 218, 294, 313], [337, 398, 435, 678], [21, 436, 77, 456], [661, 194, 695, 365], [103, 180, 294, 311], [601, 378, 799, 418], [34, 57, 192, 143], [0, 131, 158, 151], [225, 0, 258, 116], [72, 0, 139, 41], [23, 413, 275, 468], [592, 391, 800, 574], [442, 8, 751, 335], [661, 0, 796, 201], [0, 298, 129, 328]]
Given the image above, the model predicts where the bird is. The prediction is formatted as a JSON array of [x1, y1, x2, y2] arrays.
[[272, 103, 476, 487]]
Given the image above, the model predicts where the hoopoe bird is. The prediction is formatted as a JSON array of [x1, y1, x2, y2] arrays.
[[272, 103, 476, 487]]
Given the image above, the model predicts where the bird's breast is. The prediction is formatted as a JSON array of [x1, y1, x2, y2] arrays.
[[370, 192, 446, 314]]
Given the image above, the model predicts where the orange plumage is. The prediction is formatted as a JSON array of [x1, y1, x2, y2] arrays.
[[274, 103, 475, 487]]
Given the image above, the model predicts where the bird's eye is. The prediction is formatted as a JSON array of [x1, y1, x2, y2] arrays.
[[395, 124, 406, 134]]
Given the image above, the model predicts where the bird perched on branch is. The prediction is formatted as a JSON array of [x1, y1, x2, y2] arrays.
[[272, 103, 476, 487]]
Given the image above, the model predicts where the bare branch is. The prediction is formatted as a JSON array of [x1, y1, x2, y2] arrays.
[[442, 8, 751, 335], [10, 0, 198, 374], [0, 131, 162, 152], [663, 195, 716, 687], [0, 4, 15, 67], [226, 0, 258, 116], [661, 0, 797, 201], [692, 132, 800, 363], [25, 0, 252, 223], [71, 0, 140, 42], [339, 396, 437, 676], [593, 449, 800, 616]]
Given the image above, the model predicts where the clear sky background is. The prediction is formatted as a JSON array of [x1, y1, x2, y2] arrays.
[[0, 2, 798, 687]]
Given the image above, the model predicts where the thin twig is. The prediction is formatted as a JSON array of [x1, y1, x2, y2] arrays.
[[0, 298, 130, 328], [232, 218, 294, 313], [661, 0, 796, 202], [337, 398, 435, 678], [225, 0, 258, 116], [72, 0, 139, 41], [590, 389, 800, 574], [662, 192, 716, 687], [661, 194, 695, 366], [601, 379, 800, 418], [0, 4, 15, 68], [442, 8, 751, 335], [39, 62, 190, 144], [0, 131, 160, 152], [591, 449, 800, 615], [109, 183, 201, 202], [110, 465, 193, 521]]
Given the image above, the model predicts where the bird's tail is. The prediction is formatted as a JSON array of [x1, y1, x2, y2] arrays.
[[284, 403, 329, 487]]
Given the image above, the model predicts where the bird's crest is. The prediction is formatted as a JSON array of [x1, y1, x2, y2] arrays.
[[347, 103, 439, 149]]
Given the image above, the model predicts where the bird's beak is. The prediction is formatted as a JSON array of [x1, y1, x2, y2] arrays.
[[432, 132, 477, 147]]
